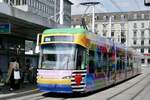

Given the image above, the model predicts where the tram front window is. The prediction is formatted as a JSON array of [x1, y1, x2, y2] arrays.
[[41, 44, 76, 70]]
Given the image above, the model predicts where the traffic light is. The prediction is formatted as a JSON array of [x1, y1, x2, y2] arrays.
[[144, 0, 150, 6]]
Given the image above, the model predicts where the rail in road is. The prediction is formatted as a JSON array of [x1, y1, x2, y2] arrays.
[[106, 73, 150, 100], [1, 68, 150, 100]]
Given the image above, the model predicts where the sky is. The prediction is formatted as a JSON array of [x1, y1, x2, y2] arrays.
[[70, 0, 150, 15]]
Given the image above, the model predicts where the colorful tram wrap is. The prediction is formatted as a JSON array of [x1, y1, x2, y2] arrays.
[[36, 28, 142, 93]]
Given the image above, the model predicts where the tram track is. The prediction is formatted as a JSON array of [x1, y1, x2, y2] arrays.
[[130, 76, 150, 100], [107, 73, 150, 100], [5, 74, 149, 100]]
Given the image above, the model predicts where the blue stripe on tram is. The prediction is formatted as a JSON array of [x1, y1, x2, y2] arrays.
[[37, 84, 73, 93]]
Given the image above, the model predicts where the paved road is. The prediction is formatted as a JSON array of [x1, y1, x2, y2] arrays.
[[0, 67, 150, 100], [132, 67, 150, 100]]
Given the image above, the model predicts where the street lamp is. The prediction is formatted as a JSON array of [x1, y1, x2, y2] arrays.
[[80, 1, 101, 33]]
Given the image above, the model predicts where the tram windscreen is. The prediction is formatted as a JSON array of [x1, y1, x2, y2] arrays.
[[40, 44, 76, 70]]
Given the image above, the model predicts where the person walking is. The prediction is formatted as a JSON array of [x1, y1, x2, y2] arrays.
[[25, 59, 32, 83], [6, 57, 20, 91]]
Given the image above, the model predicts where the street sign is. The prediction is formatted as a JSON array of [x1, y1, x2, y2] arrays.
[[0, 23, 11, 33]]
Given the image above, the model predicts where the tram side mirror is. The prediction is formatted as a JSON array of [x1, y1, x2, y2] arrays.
[[144, 0, 150, 6], [35, 34, 42, 54]]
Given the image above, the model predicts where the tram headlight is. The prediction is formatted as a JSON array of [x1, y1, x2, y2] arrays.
[[62, 76, 71, 79]]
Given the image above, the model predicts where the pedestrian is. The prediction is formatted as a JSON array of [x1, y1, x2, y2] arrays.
[[6, 57, 20, 91], [25, 59, 32, 83]]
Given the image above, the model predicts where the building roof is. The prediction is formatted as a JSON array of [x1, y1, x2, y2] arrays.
[[43, 28, 86, 34], [72, 10, 150, 22]]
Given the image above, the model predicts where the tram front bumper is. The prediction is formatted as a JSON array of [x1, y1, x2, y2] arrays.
[[37, 84, 72, 93], [37, 78, 72, 93]]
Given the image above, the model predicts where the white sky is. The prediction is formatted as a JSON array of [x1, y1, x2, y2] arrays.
[[70, 0, 150, 15]]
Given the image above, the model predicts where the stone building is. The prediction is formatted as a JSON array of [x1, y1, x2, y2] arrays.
[[72, 10, 150, 67], [0, 0, 72, 80]]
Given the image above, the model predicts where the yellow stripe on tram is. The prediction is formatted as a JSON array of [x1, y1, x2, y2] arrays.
[[37, 78, 71, 85]]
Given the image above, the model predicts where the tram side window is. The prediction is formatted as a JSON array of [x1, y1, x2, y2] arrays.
[[76, 46, 86, 70], [116, 53, 120, 70], [134, 57, 137, 67], [102, 53, 108, 71], [95, 49, 102, 72], [89, 50, 95, 73], [130, 57, 133, 68]]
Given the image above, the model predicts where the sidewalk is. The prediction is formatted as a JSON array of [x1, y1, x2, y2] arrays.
[[0, 83, 39, 99]]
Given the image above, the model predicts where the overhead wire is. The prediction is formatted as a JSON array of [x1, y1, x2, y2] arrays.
[[134, 0, 140, 10], [109, 0, 122, 12]]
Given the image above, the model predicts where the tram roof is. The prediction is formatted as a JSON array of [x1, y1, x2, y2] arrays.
[[43, 28, 86, 34]]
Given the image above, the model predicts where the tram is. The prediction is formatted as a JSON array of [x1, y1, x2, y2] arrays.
[[36, 28, 141, 93]]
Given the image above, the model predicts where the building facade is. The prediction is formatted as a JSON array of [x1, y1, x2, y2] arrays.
[[72, 10, 150, 67], [1, 0, 72, 26], [0, 0, 72, 81]]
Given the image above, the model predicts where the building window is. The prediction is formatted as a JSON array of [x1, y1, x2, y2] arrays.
[[141, 14, 145, 19], [16, 0, 21, 5], [96, 16, 100, 20], [149, 30, 150, 36], [148, 48, 150, 53], [121, 15, 125, 21], [103, 16, 106, 20], [149, 40, 150, 44], [22, 0, 26, 5], [141, 40, 144, 45], [111, 24, 114, 28], [111, 16, 114, 21], [103, 32, 106, 36], [133, 40, 137, 45], [106, 16, 109, 20], [121, 38, 126, 44], [121, 23, 125, 29], [141, 23, 144, 28], [95, 24, 98, 28], [103, 24, 107, 28], [141, 59, 144, 64], [121, 31, 125, 37], [149, 22, 150, 27], [141, 31, 145, 37], [133, 31, 137, 37], [76, 19, 79, 21], [148, 59, 150, 64], [111, 31, 114, 37], [133, 23, 137, 28], [141, 48, 144, 53], [134, 14, 137, 19]]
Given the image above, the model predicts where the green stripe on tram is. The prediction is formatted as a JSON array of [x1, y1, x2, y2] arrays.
[[43, 28, 86, 34]]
